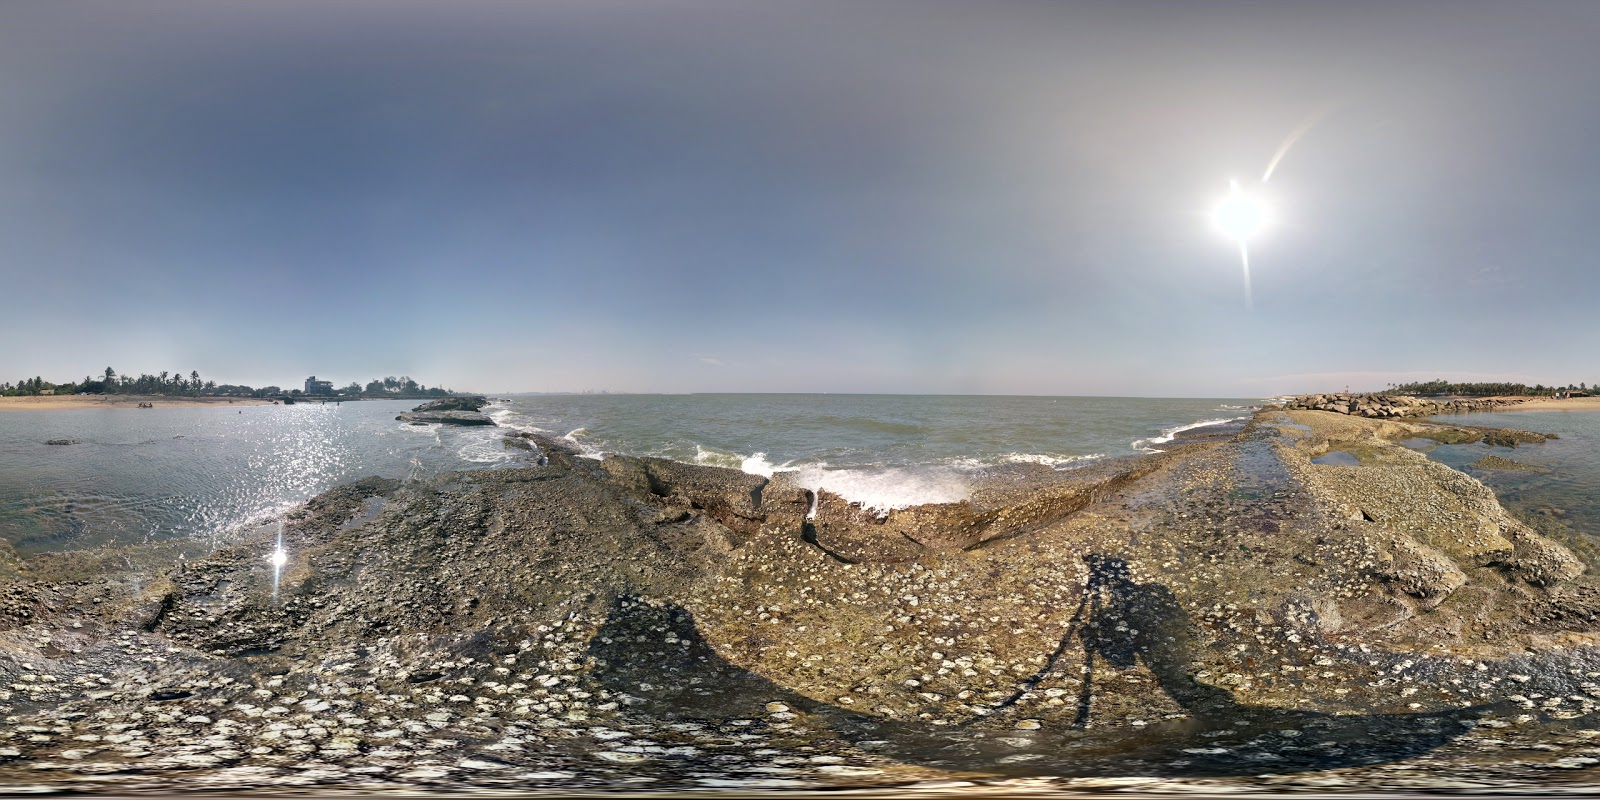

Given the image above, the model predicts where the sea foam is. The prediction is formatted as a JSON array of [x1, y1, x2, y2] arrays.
[[785, 465, 970, 514], [694, 449, 970, 512], [1131, 417, 1246, 453]]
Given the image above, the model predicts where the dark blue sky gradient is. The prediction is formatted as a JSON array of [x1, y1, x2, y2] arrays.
[[3, 1, 1598, 395]]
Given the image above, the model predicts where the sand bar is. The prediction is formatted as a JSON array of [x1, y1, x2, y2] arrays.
[[1489, 395, 1600, 412], [0, 395, 276, 411]]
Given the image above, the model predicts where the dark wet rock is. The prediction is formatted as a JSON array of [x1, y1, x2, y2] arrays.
[[597, 456, 767, 537], [396, 410, 496, 426], [411, 396, 489, 413]]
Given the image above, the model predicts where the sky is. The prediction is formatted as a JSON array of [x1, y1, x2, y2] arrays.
[[2, 0, 1598, 397]]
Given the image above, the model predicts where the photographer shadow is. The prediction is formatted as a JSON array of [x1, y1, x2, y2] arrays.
[[585, 556, 1494, 778]]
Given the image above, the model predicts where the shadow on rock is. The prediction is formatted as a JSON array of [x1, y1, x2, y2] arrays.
[[586, 556, 1496, 778]]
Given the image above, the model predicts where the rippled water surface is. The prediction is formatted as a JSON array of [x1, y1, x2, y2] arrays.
[[1424, 408, 1600, 543], [0, 401, 522, 554], [493, 394, 1256, 468], [1, 395, 1256, 555]]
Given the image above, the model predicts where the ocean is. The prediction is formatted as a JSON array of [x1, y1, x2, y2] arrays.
[[0, 395, 1254, 555]]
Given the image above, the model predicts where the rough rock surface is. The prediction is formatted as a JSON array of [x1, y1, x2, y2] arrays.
[[411, 396, 490, 413], [395, 410, 496, 426], [1279, 393, 1520, 418], [4, 413, 1600, 794]]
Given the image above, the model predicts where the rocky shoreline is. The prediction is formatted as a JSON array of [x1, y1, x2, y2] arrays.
[[1276, 392, 1522, 418], [5, 409, 1600, 794], [395, 395, 496, 426]]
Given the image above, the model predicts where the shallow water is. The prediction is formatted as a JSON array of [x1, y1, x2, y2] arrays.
[[1311, 450, 1361, 466], [1423, 408, 1600, 542]]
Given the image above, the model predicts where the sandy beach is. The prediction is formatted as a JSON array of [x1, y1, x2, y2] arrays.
[[1492, 395, 1600, 412], [0, 395, 276, 411]]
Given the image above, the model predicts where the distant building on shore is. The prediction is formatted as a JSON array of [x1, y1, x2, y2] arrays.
[[303, 376, 335, 396]]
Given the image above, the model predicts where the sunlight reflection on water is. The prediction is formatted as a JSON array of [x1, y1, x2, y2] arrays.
[[0, 400, 520, 554]]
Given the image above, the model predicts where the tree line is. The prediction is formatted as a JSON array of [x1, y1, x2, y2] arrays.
[[1, 368, 458, 398], [1382, 380, 1593, 398]]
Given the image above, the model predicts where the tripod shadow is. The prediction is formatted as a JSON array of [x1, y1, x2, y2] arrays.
[[585, 556, 1495, 778]]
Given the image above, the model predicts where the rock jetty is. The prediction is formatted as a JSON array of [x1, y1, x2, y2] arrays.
[[396, 396, 495, 426], [4, 410, 1600, 793], [1279, 392, 1520, 418]]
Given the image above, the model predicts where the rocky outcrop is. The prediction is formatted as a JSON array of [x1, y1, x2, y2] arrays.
[[597, 455, 768, 538], [1281, 393, 1520, 418], [1471, 454, 1551, 473], [1275, 409, 1585, 616], [395, 410, 495, 426], [2, 413, 1600, 791], [410, 396, 489, 413]]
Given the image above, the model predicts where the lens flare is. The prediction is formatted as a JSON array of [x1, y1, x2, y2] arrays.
[[1211, 179, 1270, 310], [1212, 180, 1267, 243]]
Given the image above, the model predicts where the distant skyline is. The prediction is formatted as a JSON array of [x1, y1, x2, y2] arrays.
[[4, 1, 1599, 397]]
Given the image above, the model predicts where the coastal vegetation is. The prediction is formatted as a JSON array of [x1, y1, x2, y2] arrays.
[[1383, 379, 1591, 397], [0, 368, 461, 399]]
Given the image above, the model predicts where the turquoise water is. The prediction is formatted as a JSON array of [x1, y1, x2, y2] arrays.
[[1423, 408, 1600, 543], [1, 395, 1255, 554]]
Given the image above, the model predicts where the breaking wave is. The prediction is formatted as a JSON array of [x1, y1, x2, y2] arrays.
[[786, 465, 970, 514], [942, 452, 1106, 470], [1131, 417, 1246, 453], [563, 428, 605, 460], [488, 406, 548, 435]]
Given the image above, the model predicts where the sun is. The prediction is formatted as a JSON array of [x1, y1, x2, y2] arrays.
[[1212, 180, 1268, 243]]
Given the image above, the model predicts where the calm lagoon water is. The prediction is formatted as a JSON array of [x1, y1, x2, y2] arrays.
[[1422, 408, 1600, 544]]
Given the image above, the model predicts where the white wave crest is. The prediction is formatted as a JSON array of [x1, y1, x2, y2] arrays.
[[940, 452, 1105, 470], [786, 465, 970, 514], [1131, 417, 1246, 453], [489, 408, 547, 434], [996, 452, 1106, 469], [563, 428, 605, 460], [695, 444, 970, 513], [457, 431, 514, 464]]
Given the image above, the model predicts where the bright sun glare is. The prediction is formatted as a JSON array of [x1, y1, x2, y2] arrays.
[[1212, 180, 1268, 243]]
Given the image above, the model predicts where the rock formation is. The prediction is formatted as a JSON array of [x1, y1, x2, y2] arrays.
[[410, 396, 490, 413], [3, 410, 1600, 792], [1278, 393, 1520, 418]]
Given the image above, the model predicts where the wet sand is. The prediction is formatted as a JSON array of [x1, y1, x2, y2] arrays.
[[0, 395, 274, 411]]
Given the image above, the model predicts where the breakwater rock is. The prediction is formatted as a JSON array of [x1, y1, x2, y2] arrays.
[[411, 396, 490, 413], [1280, 393, 1520, 418], [395, 410, 496, 426], [5, 414, 1600, 792]]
